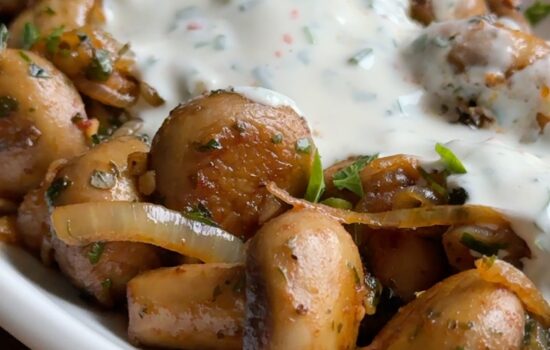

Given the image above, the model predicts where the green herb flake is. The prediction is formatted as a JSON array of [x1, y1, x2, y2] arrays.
[[198, 138, 222, 152], [525, 1, 550, 25], [45, 26, 64, 54], [212, 285, 222, 301], [435, 143, 467, 174], [46, 176, 72, 206], [418, 167, 448, 197], [44, 6, 56, 16], [304, 150, 325, 203], [303, 26, 316, 44], [347, 262, 361, 288], [86, 49, 113, 81], [89, 169, 117, 190], [18, 50, 32, 63], [271, 133, 283, 144], [333, 154, 378, 197], [0, 24, 8, 51], [22, 22, 40, 50], [460, 233, 506, 256], [29, 63, 50, 79], [88, 242, 105, 264], [0, 96, 18, 118], [321, 197, 353, 210], [295, 138, 311, 154], [348, 48, 373, 65], [185, 203, 218, 227], [101, 278, 112, 290]]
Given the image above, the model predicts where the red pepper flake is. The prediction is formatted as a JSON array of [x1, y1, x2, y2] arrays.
[[274, 50, 282, 58], [290, 9, 300, 19], [283, 33, 293, 45], [75, 119, 93, 131], [187, 21, 203, 31]]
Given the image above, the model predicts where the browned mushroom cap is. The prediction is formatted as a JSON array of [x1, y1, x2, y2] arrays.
[[410, 0, 488, 25], [48, 136, 162, 307], [363, 269, 525, 350], [8, 0, 103, 48], [245, 209, 366, 350], [150, 90, 314, 239], [0, 49, 87, 200]]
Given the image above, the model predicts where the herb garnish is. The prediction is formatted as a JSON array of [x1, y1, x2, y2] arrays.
[[185, 203, 218, 227], [198, 138, 222, 152], [0, 24, 8, 50], [86, 49, 113, 81], [29, 63, 50, 79], [418, 167, 447, 197], [101, 278, 112, 290], [304, 150, 325, 203], [525, 1, 550, 25], [22, 22, 39, 50], [295, 138, 311, 154], [435, 143, 467, 174], [348, 48, 373, 65], [45, 26, 64, 54], [303, 26, 315, 44], [0, 96, 18, 118], [460, 232, 506, 256], [18, 50, 31, 63], [46, 176, 72, 206], [333, 154, 378, 197], [271, 133, 283, 144], [321, 197, 353, 209], [89, 169, 117, 190], [88, 242, 105, 264]]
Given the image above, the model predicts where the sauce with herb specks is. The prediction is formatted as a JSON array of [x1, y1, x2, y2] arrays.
[[105, 0, 550, 298]]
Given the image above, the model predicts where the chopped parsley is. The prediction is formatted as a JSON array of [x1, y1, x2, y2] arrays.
[[185, 203, 218, 227], [28, 63, 50, 79], [198, 138, 222, 152], [271, 133, 283, 144], [348, 48, 373, 65], [46, 176, 72, 206], [45, 26, 64, 54], [321, 197, 353, 209], [0, 96, 18, 118], [43, 6, 56, 16], [332, 154, 378, 197], [18, 50, 32, 63], [460, 232, 506, 256], [89, 169, 117, 190], [101, 278, 112, 290], [86, 49, 113, 81], [295, 138, 311, 154], [418, 167, 447, 197], [525, 1, 550, 25], [435, 143, 467, 174], [22, 22, 39, 50], [303, 26, 316, 44], [0, 24, 8, 50], [304, 150, 325, 203], [88, 242, 105, 264]]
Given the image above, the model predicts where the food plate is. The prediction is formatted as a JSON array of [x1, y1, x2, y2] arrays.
[[1, 0, 550, 349], [0, 244, 133, 350]]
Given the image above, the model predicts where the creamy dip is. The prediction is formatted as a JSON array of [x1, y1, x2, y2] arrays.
[[104, 0, 550, 297]]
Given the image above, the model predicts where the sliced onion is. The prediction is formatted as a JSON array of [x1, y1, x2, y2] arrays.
[[51, 202, 245, 263], [75, 78, 137, 108], [475, 257, 550, 326], [267, 182, 507, 228], [140, 81, 166, 107]]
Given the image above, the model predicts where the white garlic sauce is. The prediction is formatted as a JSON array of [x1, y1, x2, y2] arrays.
[[104, 0, 550, 297]]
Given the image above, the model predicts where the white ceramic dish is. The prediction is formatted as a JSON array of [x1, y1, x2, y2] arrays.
[[1, 1, 550, 349]]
